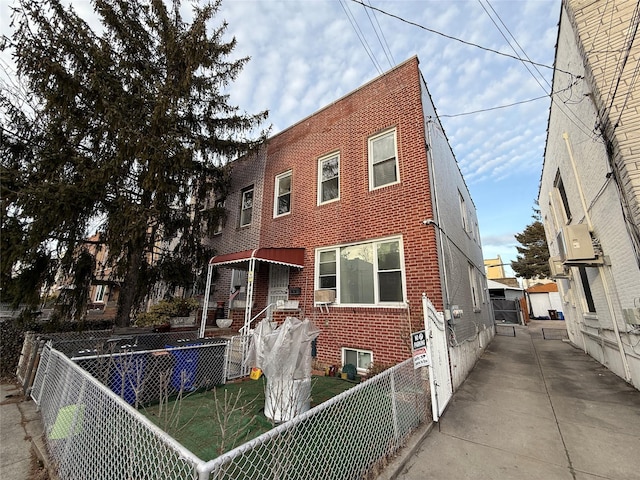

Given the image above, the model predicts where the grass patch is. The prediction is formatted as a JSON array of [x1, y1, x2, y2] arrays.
[[141, 375, 357, 461]]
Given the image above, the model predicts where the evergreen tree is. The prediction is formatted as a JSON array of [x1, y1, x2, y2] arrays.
[[1, 0, 267, 326], [511, 207, 551, 279]]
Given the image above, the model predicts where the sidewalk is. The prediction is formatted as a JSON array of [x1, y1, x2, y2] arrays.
[[383, 320, 640, 480], [0, 381, 48, 480]]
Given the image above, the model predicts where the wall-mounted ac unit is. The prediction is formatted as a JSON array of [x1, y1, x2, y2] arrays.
[[314, 289, 335, 304], [549, 256, 568, 278], [558, 224, 596, 262]]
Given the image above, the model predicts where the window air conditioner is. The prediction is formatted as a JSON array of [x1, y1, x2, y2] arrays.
[[314, 289, 335, 304]]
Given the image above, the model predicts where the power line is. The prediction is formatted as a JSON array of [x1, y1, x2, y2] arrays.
[[350, 0, 574, 76], [339, 0, 383, 75], [440, 94, 550, 118], [440, 81, 578, 118], [479, 1, 596, 141], [361, 0, 395, 69]]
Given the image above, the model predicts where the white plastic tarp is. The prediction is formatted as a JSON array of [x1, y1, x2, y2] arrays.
[[248, 317, 320, 380]]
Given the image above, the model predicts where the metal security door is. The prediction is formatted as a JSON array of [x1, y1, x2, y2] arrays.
[[422, 293, 453, 421], [268, 264, 289, 317]]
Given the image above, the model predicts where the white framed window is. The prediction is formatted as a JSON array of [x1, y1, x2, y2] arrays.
[[94, 284, 106, 303], [468, 263, 481, 310], [315, 236, 405, 306], [274, 170, 292, 217], [342, 348, 373, 373], [240, 187, 253, 227], [318, 153, 339, 204], [368, 129, 399, 190], [459, 190, 469, 232], [213, 199, 225, 235], [554, 171, 572, 223]]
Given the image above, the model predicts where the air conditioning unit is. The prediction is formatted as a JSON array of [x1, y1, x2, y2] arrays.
[[558, 224, 596, 262], [549, 256, 568, 278], [314, 289, 335, 304]]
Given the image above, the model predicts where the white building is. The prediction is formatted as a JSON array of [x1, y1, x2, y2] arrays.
[[539, 0, 640, 389]]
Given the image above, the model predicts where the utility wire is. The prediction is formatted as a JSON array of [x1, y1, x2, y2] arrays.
[[440, 81, 577, 118], [480, 0, 595, 140], [361, 0, 395, 69], [350, 0, 574, 76], [608, 0, 640, 127], [440, 94, 550, 118], [340, 0, 383, 74]]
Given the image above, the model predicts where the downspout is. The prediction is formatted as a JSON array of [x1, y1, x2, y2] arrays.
[[199, 262, 214, 338], [562, 132, 631, 381]]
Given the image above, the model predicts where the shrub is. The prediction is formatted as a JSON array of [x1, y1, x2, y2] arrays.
[[134, 297, 200, 327]]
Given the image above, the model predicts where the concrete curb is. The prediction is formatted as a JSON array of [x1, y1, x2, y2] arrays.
[[376, 421, 434, 480]]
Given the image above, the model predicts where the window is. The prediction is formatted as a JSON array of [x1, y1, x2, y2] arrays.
[[459, 190, 468, 232], [318, 153, 339, 204], [316, 237, 405, 305], [342, 348, 373, 373], [578, 266, 596, 313], [554, 171, 572, 223], [213, 199, 225, 235], [368, 129, 399, 189], [274, 171, 292, 217], [95, 284, 106, 303], [469, 264, 481, 310], [240, 187, 253, 227]]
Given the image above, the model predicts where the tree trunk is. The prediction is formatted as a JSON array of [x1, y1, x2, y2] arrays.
[[115, 244, 144, 328]]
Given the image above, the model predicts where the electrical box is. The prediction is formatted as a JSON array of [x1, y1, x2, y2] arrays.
[[560, 224, 595, 261], [549, 256, 568, 278]]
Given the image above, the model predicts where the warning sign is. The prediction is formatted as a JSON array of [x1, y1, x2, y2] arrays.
[[411, 330, 429, 368]]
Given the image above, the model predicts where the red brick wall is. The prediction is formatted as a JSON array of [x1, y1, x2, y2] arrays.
[[254, 58, 443, 367]]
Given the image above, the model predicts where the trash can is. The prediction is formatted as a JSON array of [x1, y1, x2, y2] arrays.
[[165, 343, 200, 392]]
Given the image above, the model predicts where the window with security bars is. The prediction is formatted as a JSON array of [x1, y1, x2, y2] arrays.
[[318, 153, 339, 204], [368, 129, 399, 189]]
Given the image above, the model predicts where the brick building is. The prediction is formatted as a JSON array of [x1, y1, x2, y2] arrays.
[[203, 56, 493, 386], [539, 0, 640, 388]]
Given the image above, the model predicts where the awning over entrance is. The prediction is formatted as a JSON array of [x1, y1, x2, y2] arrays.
[[209, 248, 305, 269], [200, 247, 305, 338]]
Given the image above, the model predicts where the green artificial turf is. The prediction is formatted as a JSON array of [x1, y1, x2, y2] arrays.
[[141, 375, 357, 461]]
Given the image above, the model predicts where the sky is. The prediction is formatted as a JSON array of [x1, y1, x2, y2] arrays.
[[0, 0, 562, 276]]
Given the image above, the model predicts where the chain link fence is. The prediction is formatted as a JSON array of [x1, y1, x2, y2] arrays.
[[32, 338, 431, 479], [32, 345, 203, 479], [198, 359, 430, 479]]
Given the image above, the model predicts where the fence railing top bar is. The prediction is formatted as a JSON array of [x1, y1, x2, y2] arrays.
[[48, 344, 206, 467], [198, 357, 414, 473], [69, 339, 229, 361]]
